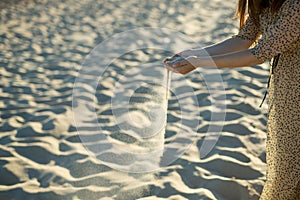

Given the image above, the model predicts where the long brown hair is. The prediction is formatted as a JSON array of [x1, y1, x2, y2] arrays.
[[235, 0, 286, 29]]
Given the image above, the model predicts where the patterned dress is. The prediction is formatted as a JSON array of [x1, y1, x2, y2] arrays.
[[234, 0, 300, 199]]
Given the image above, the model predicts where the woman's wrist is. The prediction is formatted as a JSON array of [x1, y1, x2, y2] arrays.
[[188, 56, 214, 68]]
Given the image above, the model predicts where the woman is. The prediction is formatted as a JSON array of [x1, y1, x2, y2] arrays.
[[164, 0, 300, 199]]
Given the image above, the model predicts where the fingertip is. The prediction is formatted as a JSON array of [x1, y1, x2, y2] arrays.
[[163, 57, 171, 63]]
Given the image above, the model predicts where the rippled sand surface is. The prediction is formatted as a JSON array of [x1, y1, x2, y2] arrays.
[[0, 0, 269, 199]]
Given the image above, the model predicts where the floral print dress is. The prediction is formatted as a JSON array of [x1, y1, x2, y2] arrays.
[[234, 0, 300, 199]]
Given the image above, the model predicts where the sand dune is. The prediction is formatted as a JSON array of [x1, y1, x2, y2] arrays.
[[0, 0, 268, 199]]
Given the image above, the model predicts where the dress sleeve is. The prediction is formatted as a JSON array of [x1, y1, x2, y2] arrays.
[[250, 0, 300, 62], [233, 16, 260, 42]]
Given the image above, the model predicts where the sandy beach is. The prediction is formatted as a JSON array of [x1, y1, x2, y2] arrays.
[[0, 0, 269, 199]]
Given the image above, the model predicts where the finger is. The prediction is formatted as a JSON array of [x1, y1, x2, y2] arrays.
[[173, 60, 188, 68], [165, 64, 177, 73], [164, 54, 180, 62], [163, 57, 172, 63], [164, 60, 183, 73], [164, 60, 174, 68], [164, 61, 175, 71], [168, 54, 184, 63], [167, 57, 184, 66]]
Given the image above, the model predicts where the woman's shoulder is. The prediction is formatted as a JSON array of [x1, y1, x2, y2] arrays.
[[258, 0, 299, 25], [280, 0, 300, 12]]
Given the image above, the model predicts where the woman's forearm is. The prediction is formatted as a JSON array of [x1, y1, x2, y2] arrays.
[[165, 40, 261, 74], [165, 49, 263, 74], [193, 49, 263, 68], [193, 37, 254, 57]]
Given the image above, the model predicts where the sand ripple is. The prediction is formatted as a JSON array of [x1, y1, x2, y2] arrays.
[[1, 0, 268, 199]]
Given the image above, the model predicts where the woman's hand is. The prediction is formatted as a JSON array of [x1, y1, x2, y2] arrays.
[[164, 56, 198, 75], [164, 49, 264, 72]]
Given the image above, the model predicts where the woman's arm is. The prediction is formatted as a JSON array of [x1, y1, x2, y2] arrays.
[[176, 37, 254, 58], [165, 48, 263, 74], [206, 49, 264, 68]]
